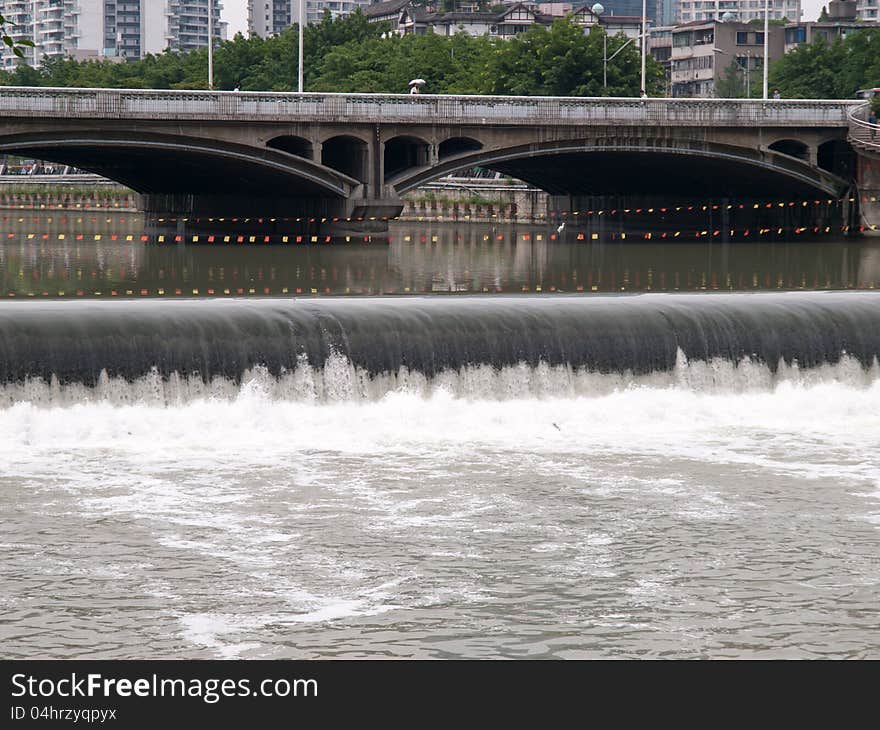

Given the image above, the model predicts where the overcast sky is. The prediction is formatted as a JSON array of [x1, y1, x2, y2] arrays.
[[224, 0, 248, 37], [220, 0, 827, 37]]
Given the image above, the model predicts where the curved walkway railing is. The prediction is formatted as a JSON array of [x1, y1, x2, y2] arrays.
[[0, 87, 860, 127], [847, 103, 880, 152]]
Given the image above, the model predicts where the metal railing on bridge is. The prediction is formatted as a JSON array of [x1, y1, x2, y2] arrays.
[[848, 104, 880, 152], [0, 87, 859, 127]]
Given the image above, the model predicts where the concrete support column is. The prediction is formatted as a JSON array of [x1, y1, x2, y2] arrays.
[[312, 140, 322, 163], [857, 149, 880, 233], [429, 143, 439, 166], [371, 126, 384, 199]]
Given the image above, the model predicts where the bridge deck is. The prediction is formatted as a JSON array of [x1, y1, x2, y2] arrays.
[[0, 87, 859, 127]]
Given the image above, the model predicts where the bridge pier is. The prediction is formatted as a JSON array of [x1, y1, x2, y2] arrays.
[[856, 150, 880, 234], [550, 193, 849, 238], [139, 193, 404, 231]]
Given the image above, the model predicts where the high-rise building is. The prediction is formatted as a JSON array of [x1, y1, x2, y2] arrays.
[[248, 0, 374, 36], [249, 0, 292, 36], [854, 0, 877, 22], [0, 0, 226, 69], [168, 1, 226, 53], [0, 0, 97, 70], [676, 0, 802, 24]]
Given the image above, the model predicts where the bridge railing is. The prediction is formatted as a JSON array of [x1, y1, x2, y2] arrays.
[[848, 104, 880, 152], [0, 87, 859, 127]]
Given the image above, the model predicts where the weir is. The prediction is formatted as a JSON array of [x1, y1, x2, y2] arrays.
[[1, 294, 879, 404]]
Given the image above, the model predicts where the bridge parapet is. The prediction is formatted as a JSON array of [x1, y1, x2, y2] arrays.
[[0, 87, 859, 127]]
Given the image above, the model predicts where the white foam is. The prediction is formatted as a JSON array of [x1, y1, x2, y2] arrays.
[[1, 349, 879, 410], [2, 353, 879, 493]]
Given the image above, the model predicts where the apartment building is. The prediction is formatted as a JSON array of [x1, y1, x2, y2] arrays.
[[248, 0, 373, 34], [670, 18, 784, 97], [0, 0, 225, 70], [0, 0, 100, 69], [784, 0, 877, 53], [856, 0, 879, 21], [676, 0, 802, 24]]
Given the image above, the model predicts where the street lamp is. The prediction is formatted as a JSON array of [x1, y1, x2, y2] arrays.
[[713, 47, 750, 98], [640, 0, 646, 95], [298, 0, 305, 93], [716, 13, 749, 98], [591, 3, 644, 93], [762, 0, 769, 99], [207, 0, 213, 90]]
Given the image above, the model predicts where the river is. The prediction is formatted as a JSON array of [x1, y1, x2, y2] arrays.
[[1, 213, 878, 659]]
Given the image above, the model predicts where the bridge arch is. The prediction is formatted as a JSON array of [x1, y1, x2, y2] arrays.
[[267, 135, 313, 159], [439, 137, 483, 161], [321, 135, 369, 182], [817, 138, 856, 178], [768, 139, 809, 162], [393, 138, 850, 199], [384, 135, 430, 181], [0, 130, 357, 198]]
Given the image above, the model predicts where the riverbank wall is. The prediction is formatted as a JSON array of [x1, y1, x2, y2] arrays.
[[399, 179, 549, 222], [0, 178, 138, 212]]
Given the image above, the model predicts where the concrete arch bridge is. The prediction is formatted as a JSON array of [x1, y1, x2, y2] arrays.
[[0, 87, 866, 227]]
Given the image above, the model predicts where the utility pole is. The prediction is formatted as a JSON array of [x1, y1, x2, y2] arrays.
[[298, 0, 304, 93], [762, 0, 769, 99], [640, 0, 647, 94], [207, 0, 214, 90]]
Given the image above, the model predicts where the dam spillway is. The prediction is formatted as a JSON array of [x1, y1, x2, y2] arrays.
[[1, 292, 879, 405]]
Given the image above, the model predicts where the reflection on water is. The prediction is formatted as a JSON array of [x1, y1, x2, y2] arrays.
[[1, 212, 879, 298]]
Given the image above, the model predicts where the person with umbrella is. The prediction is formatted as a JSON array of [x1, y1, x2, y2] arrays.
[[409, 78, 425, 95]]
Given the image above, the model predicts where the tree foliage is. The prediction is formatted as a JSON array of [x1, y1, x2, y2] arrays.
[[769, 28, 880, 99], [0, 12, 35, 59], [0, 12, 662, 98]]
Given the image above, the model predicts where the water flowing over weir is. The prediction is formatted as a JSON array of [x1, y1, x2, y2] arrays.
[[1, 293, 880, 405]]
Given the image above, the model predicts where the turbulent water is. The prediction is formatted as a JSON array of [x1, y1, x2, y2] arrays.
[[1, 290, 879, 658]]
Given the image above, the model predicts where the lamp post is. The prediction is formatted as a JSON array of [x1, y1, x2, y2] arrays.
[[713, 47, 749, 98], [298, 0, 305, 93], [591, 3, 642, 93], [207, 0, 213, 90], [32, 0, 39, 67], [640, 0, 646, 95], [762, 0, 769, 99], [716, 15, 748, 99]]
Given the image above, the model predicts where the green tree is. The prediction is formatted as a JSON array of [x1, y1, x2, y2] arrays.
[[487, 21, 662, 98], [0, 11, 665, 98], [715, 59, 746, 98], [768, 36, 846, 98], [0, 13, 35, 60], [769, 28, 880, 99]]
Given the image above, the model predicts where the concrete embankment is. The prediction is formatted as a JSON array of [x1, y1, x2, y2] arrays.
[[399, 179, 549, 223], [0, 176, 137, 212], [1, 176, 550, 221]]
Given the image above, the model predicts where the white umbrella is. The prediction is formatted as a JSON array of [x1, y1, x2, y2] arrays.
[[409, 78, 426, 87]]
